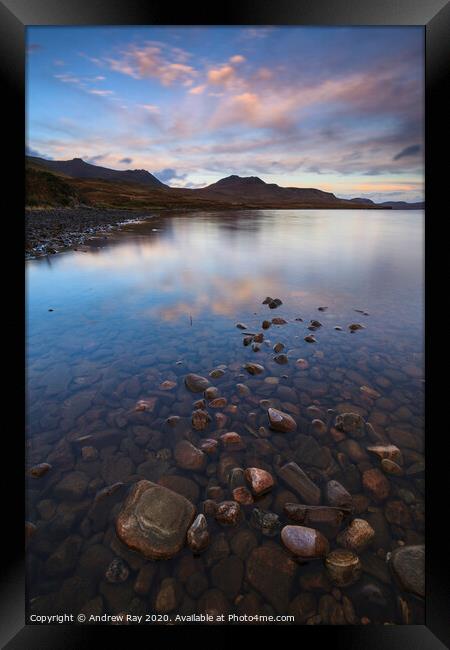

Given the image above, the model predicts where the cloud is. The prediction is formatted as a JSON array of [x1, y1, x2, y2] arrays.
[[106, 43, 197, 85], [88, 89, 114, 96], [207, 65, 235, 85], [139, 104, 160, 113], [85, 153, 107, 163], [119, 157, 133, 164], [393, 144, 421, 160], [54, 73, 81, 84], [189, 84, 206, 95], [154, 168, 188, 185], [26, 145, 52, 159], [229, 55, 245, 64]]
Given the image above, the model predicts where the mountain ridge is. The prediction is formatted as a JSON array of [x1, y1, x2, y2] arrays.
[[26, 156, 424, 210]]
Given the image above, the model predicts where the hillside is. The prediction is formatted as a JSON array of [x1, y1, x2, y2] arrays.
[[25, 157, 423, 210]]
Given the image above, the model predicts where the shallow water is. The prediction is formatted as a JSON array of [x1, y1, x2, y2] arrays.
[[26, 209, 425, 625]]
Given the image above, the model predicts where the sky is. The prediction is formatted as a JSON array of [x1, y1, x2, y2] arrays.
[[26, 26, 424, 202]]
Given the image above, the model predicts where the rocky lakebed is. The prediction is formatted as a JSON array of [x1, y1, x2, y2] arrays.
[[26, 296, 425, 625]]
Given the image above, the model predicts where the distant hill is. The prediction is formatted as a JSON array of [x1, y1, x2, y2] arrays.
[[378, 200, 425, 210], [25, 156, 424, 210], [27, 156, 168, 189]]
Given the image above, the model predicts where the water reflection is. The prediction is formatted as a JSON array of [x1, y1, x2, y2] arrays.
[[26, 209, 424, 625]]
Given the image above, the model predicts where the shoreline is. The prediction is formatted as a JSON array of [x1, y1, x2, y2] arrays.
[[25, 204, 421, 259], [25, 207, 159, 259]]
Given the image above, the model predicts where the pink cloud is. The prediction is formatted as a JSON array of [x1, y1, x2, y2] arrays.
[[229, 55, 245, 64], [189, 84, 206, 95]]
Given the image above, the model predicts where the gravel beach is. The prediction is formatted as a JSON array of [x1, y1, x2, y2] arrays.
[[25, 207, 157, 258]]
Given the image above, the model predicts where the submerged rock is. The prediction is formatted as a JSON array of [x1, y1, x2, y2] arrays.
[[115, 480, 195, 560], [337, 518, 375, 552], [187, 514, 210, 554], [215, 501, 242, 526], [366, 444, 403, 465], [28, 463, 52, 478], [246, 542, 297, 614], [389, 544, 425, 598], [304, 335, 316, 343], [243, 363, 265, 376], [335, 412, 365, 438], [185, 373, 210, 393], [274, 353, 289, 365], [325, 549, 362, 587], [276, 462, 321, 505], [362, 468, 390, 501], [267, 407, 297, 432], [191, 409, 211, 431], [174, 440, 206, 472], [105, 558, 129, 584], [244, 467, 274, 496], [251, 508, 281, 537], [281, 525, 330, 559]]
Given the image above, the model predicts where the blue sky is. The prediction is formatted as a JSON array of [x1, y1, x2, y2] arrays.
[[26, 26, 424, 201]]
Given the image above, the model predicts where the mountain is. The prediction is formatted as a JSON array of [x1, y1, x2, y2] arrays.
[[199, 174, 341, 205], [378, 200, 425, 210], [25, 157, 424, 210], [27, 156, 168, 189]]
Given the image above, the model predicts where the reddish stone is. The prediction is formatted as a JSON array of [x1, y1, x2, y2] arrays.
[[174, 440, 206, 472], [232, 486, 254, 505], [215, 501, 242, 526], [244, 467, 275, 496], [281, 525, 330, 559], [220, 432, 245, 451], [362, 468, 390, 501]]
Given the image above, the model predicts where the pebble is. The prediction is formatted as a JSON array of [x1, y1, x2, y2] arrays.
[[337, 518, 375, 552], [243, 363, 265, 375], [204, 386, 219, 400], [362, 468, 390, 501], [251, 508, 281, 536], [262, 320, 271, 329], [325, 549, 362, 587], [272, 317, 287, 325], [215, 501, 242, 526], [187, 514, 210, 554], [281, 525, 330, 559], [348, 323, 365, 331], [296, 358, 309, 369], [246, 542, 297, 614], [389, 544, 425, 598], [366, 444, 403, 465], [244, 467, 275, 496], [105, 558, 129, 583], [326, 480, 353, 509], [267, 407, 297, 432], [191, 409, 211, 431], [184, 373, 210, 392], [28, 462, 52, 478], [381, 458, 404, 475], [274, 353, 288, 364], [236, 323, 248, 329], [304, 334, 316, 343], [273, 342, 284, 353], [174, 440, 206, 471], [335, 412, 366, 438], [276, 462, 321, 505]]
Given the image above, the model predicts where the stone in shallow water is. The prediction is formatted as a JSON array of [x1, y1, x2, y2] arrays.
[[187, 514, 210, 554], [28, 463, 52, 478], [215, 501, 241, 526], [191, 409, 211, 431], [115, 480, 196, 560], [246, 542, 297, 614], [267, 407, 297, 432], [366, 444, 403, 465], [276, 462, 321, 505], [336, 518, 375, 552], [243, 362, 265, 375], [250, 508, 281, 537], [105, 557, 129, 583], [389, 544, 425, 598], [244, 467, 274, 496], [325, 550, 362, 588], [281, 525, 330, 559], [362, 468, 390, 501], [326, 480, 353, 509], [184, 373, 210, 393], [174, 440, 206, 471], [335, 412, 366, 438]]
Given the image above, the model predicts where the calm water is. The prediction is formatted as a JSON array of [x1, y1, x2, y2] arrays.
[[26, 210, 425, 624]]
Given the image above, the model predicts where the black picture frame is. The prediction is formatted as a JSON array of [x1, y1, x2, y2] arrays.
[[2, 1, 448, 647]]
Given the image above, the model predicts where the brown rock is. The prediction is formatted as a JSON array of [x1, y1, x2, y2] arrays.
[[232, 486, 254, 505], [246, 542, 297, 613], [326, 480, 353, 509], [384, 500, 413, 528], [191, 409, 211, 431], [220, 432, 245, 451], [158, 475, 200, 503], [336, 518, 375, 552], [215, 501, 242, 526], [243, 363, 265, 375], [281, 525, 330, 559], [325, 549, 362, 587], [276, 462, 321, 505], [199, 438, 219, 455], [115, 480, 195, 560], [367, 444, 403, 465], [185, 373, 210, 393], [28, 463, 52, 478], [268, 407, 297, 432], [335, 412, 365, 438], [187, 514, 210, 553], [362, 468, 390, 501], [155, 577, 180, 613], [209, 397, 227, 408], [244, 467, 275, 496], [134, 564, 156, 595], [174, 440, 206, 472]]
